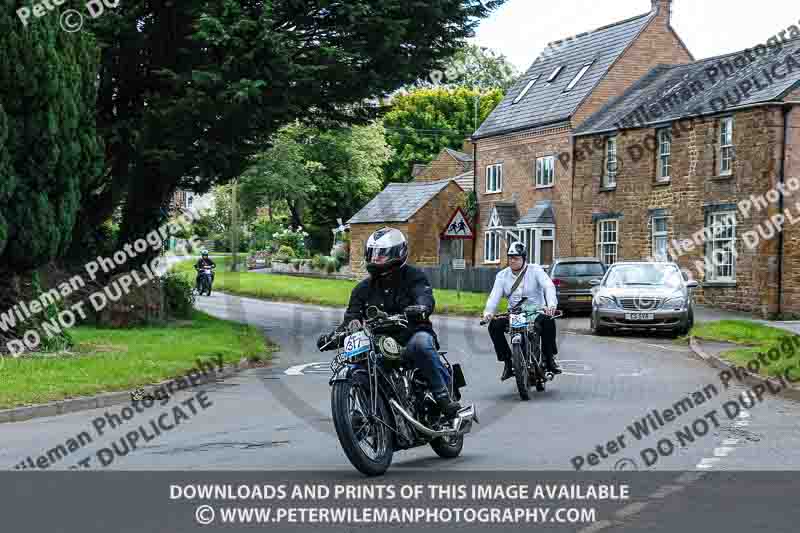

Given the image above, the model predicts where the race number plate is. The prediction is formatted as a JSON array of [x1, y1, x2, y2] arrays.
[[510, 313, 528, 327], [625, 313, 654, 321], [343, 331, 371, 358]]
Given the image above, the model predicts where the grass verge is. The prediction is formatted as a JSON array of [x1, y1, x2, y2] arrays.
[[691, 320, 800, 378], [0, 311, 274, 410], [174, 257, 504, 316]]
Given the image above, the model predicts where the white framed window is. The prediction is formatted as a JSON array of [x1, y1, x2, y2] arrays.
[[706, 212, 736, 282], [513, 75, 540, 104], [658, 129, 671, 181], [565, 62, 593, 92], [486, 164, 503, 193], [547, 65, 564, 82], [517, 226, 556, 266], [603, 137, 618, 188], [720, 117, 734, 175], [596, 219, 618, 265], [652, 216, 668, 261], [484, 232, 501, 263], [535, 156, 555, 188]]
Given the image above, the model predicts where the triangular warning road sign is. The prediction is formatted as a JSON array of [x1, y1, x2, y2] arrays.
[[441, 208, 474, 239]]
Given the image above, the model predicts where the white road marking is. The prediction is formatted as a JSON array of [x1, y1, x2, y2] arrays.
[[723, 438, 740, 446], [738, 411, 751, 419], [615, 502, 650, 519], [648, 485, 685, 499], [578, 520, 615, 533], [285, 362, 324, 375], [734, 420, 750, 427], [713, 447, 735, 457], [675, 472, 705, 484], [564, 332, 688, 352]]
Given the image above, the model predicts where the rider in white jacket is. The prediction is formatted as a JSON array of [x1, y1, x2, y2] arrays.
[[483, 242, 561, 381]]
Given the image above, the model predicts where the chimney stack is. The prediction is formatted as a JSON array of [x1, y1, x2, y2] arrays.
[[651, 0, 672, 24]]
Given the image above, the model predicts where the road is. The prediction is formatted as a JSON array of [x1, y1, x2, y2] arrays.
[[3, 291, 800, 531]]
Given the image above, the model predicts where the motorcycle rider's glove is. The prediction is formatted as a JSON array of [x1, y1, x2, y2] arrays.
[[404, 305, 429, 322], [317, 333, 332, 351]]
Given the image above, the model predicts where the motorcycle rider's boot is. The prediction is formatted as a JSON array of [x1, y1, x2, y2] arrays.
[[433, 388, 461, 419], [501, 359, 514, 381], [545, 355, 562, 375]]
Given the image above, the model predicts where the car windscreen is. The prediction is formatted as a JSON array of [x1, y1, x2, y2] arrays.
[[552, 262, 605, 277], [604, 264, 683, 289]]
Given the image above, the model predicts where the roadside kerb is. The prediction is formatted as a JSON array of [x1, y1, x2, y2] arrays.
[[688, 336, 800, 403], [0, 360, 252, 425]]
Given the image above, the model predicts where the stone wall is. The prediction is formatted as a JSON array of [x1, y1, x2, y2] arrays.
[[572, 107, 785, 317]]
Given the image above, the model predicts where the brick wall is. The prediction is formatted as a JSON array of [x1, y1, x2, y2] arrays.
[[572, 107, 785, 317], [406, 181, 473, 267], [572, 8, 693, 127], [780, 106, 800, 316], [474, 124, 573, 266], [349, 183, 473, 276], [415, 153, 466, 183]]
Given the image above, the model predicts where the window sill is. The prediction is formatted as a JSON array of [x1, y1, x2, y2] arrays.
[[535, 184, 554, 190], [710, 174, 733, 181], [484, 260, 501, 265], [484, 191, 503, 195], [702, 281, 737, 288], [599, 186, 617, 193], [653, 179, 671, 187]]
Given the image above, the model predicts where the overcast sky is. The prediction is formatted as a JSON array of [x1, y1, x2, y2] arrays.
[[473, 0, 799, 73]]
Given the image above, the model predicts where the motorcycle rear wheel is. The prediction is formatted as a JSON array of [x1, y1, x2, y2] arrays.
[[331, 380, 394, 476], [511, 343, 530, 401]]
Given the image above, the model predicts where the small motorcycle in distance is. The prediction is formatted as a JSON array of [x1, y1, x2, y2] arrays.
[[196, 266, 215, 296], [320, 305, 479, 476], [480, 297, 562, 401]]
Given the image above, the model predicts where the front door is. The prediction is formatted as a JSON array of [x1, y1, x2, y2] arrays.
[[518, 227, 555, 267]]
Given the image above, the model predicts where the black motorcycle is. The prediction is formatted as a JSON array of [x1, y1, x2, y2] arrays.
[[481, 297, 562, 401], [319, 306, 478, 476], [195, 266, 214, 296]]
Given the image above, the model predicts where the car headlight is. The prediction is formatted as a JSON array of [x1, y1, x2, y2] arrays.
[[662, 296, 685, 310], [595, 296, 618, 309]]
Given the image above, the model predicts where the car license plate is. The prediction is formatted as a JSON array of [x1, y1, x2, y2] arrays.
[[625, 313, 654, 321], [573, 296, 592, 301], [510, 313, 528, 327], [343, 331, 370, 358]]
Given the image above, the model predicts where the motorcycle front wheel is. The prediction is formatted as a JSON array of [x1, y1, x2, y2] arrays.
[[511, 343, 530, 401], [331, 380, 394, 476]]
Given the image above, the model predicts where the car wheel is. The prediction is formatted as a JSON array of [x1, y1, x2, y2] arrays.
[[591, 313, 609, 336]]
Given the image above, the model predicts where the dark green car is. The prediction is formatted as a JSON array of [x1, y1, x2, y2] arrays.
[[547, 258, 607, 314]]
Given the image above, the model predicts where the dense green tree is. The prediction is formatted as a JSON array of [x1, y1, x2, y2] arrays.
[[439, 44, 519, 91], [76, 0, 506, 263], [382, 87, 503, 183], [0, 4, 103, 271]]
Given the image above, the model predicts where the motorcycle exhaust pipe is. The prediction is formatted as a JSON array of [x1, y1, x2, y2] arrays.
[[388, 399, 478, 438]]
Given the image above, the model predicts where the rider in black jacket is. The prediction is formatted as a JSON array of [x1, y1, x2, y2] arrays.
[[194, 250, 216, 290], [317, 227, 461, 418]]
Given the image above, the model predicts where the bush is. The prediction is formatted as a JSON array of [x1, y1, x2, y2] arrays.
[[311, 254, 325, 270], [325, 258, 337, 274], [278, 245, 296, 258], [160, 273, 195, 319], [272, 226, 309, 257]]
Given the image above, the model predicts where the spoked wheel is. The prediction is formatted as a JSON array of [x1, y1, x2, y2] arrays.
[[430, 434, 464, 458], [511, 343, 530, 401], [530, 335, 546, 392], [331, 380, 393, 476]]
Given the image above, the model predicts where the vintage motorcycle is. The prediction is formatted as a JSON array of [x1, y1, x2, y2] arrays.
[[319, 306, 478, 476], [481, 297, 562, 401]]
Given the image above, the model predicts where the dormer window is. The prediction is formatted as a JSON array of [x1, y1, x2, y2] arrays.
[[547, 66, 564, 82], [512, 75, 540, 104], [565, 62, 593, 92]]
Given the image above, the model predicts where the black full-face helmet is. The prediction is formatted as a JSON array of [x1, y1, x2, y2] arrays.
[[365, 227, 409, 277]]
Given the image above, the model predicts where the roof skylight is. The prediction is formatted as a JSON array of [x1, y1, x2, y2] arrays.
[[547, 66, 564, 82], [512, 75, 540, 104]]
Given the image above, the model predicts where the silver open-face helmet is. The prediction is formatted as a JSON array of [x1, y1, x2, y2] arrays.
[[365, 227, 409, 276]]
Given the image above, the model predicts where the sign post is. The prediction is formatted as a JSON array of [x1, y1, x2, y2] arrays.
[[452, 259, 465, 299], [441, 208, 474, 301]]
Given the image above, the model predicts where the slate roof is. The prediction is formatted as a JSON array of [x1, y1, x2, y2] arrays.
[[472, 12, 654, 139], [452, 170, 474, 192], [575, 38, 800, 136], [492, 202, 520, 227], [411, 164, 428, 178], [347, 179, 457, 224], [445, 148, 474, 165], [518, 202, 555, 225]]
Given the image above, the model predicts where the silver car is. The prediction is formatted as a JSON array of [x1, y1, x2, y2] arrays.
[[590, 261, 698, 337]]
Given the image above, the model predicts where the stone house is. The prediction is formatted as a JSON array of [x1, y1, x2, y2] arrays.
[[347, 179, 472, 276], [570, 37, 800, 317], [472, 0, 693, 268]]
